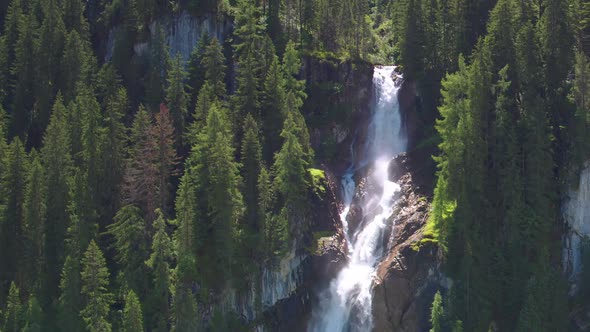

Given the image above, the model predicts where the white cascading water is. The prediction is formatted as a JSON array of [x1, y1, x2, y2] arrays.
[[309, 66, 405, 332]]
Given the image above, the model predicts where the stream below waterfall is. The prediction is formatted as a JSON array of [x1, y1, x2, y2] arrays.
[[309, 66, 406, 332]]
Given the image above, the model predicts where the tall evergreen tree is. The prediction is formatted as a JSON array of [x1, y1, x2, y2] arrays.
[[2, 282, 23, 332], [430, 291, 444, 332], [57, 255, 84, 332], [80, 240, 113, 332], [201, 37, 227, 100], [10, 13, 36, 140], [145, 210, 172, 332], [145, 24, 170, 112], [22, 295, 43, 332], [22, 151, 46, 293], [165, 55, 189, 147], [41, 95, 72, 302], [123, 290, 144, 332], [107, 205, 150, 296], [261, 54, 286, 159], [0, 138, 27, 292]]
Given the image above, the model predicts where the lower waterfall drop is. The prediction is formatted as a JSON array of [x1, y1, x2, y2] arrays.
[[309, 66, 405, 332]]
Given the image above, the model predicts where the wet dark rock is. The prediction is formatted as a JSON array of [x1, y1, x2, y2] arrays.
[[371, 154, 443, 332]]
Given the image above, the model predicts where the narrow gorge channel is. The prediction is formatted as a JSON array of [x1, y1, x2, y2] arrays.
[[309, 66, 406, 331]]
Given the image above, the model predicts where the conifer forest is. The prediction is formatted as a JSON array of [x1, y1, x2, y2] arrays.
[[1, 0, 590, 331]]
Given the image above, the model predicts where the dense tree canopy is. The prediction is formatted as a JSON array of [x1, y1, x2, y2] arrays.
[[0, 0, 589, 330]]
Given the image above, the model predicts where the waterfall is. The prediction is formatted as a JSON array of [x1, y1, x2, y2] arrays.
[[309, 66, 406, 331]]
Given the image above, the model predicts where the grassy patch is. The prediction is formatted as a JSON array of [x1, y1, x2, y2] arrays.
[[308, 168, 327, 195], [307, 231, 336, 254]]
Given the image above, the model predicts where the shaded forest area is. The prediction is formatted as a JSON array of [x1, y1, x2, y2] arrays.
[[1, 0, 590, 331]]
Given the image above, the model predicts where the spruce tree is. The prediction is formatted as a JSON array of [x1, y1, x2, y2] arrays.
[[145, 210, 172, 332], [41, 95, 72, 302], [429, 291, 444, 332], [186, 82, 215, 145], [57, 255, 84, 332], [201, 37, 227, 99], [261, 54, 286, 159], [2, 282, 23, 332], [10, 13, 36, 140], [0, 138, 27, 291], [282, 41, 306, 108], [98, 87, 128, 229], [145, 24, 170, 112], [165, 55, 189, 147], [107, 205, 150, 295], [172, 177, 199, 331], [34, 0, 66, 134], [22, 296, 43, 332], [241, 114, 263, 241], [123, 290, 144, 332], [204, 104, 244, 285], [187, 30, 211, 105], [22, 151, 46, 293], [80, 240, 113, 332]]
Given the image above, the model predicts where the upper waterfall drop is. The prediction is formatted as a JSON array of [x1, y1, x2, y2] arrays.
[[309, 66, 406, 332]]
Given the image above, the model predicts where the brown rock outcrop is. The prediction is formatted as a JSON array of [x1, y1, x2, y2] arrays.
[[371, 154, 442, 332]]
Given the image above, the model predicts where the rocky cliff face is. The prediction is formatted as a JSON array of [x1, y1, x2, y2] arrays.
[[105, 11, 232, 63], [563, 163, 590, 293], [370, 152, 443, 332], [218, 171, 343, 331]]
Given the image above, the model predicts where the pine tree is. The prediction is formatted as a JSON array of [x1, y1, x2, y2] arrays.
[[123, 290, 144, 332], [152, 104, 178, 217], [282, 41, 306, 109], [106, 205, 150, 295], [41, 95, 72, 302], [274, 113, 310, 209], [429, 291, 444, 332], [204, 104, 244, 285], [234, 49, 261, 120], [145, 24, 170, 112], [145, 210, 172, 332], [62, 0, 89, 34], [123, 106, 157, 220], [186, 82, 215, 145], [60, 30, 89, 102], [165, 55, 189, 147], [10, 13, 36, 140], [34, 0, 66, 136], [2, 282, 23, 332], [201, 37, 227, 100], [261, 54, 286, 159], [22, 151, 46, 292], [187, 30, 211, 103], [258, 166, 276, 259], [0, 138, 27, 291], [80, 240, 113, 332], [98, 87, 128, 229], [57, 255, 84, 332], [241, 114, 263, 240], [22, 296, 43, 332], [172, 177, 198, 331]]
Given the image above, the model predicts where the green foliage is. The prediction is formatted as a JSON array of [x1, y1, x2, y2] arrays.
[[22, 152, 46, 292], [57, 255, 84, 332], [81, 240, 113, 332], [22, 296, 43, 332], [430, 291, 444, 332], [107, 205, 150, 295], [145, 210, 172, 331], [2, 282, 23, 332], [123, 290, 144, 332], [166, 54, 189, 147], [0, 138, 27, 292]]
